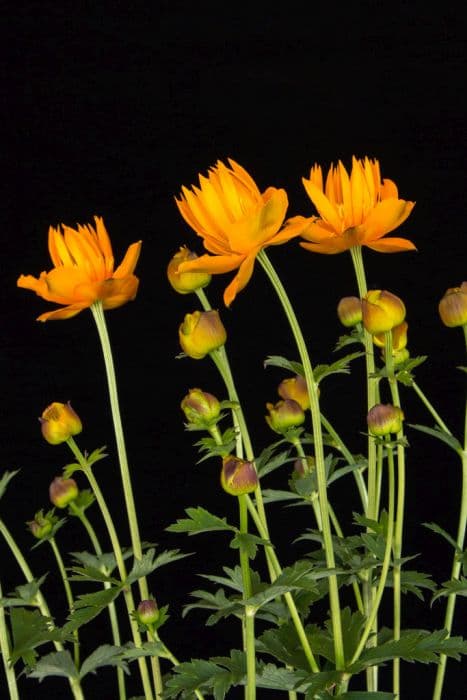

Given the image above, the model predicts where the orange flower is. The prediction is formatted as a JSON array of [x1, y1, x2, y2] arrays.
[[175, 159, 296, 306], [287, 156, 415, 254], [17, 216, 141, 321]]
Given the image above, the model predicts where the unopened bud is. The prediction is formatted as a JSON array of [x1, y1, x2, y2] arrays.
[[181, 388, 221, 428], [221, 456, 258, 496], [438, 283, 467, 328], [179, 310, 227, 359], [167, 246, 211, 294], [136, 599, 159, 626], [337, 296, 362, 327], [49, 476, 79, 509], [367, 403, 404, 436], [27, 510, 55, 540], [277, 375, 310, 410], [265, 399, 305, 434], [362, 290, 406, 335], [40, 402, 82, 445]]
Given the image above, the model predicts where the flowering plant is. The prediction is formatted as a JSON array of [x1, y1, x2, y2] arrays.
[[1, 157, 466, 699]]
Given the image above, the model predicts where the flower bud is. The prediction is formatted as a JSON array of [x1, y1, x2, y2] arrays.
[[136, 599, 159, 626], [167, 246, 211, 294], [337, 296, 362, 327], [438, 282, 467, 328], [277, 375, 310, 410], [179, 310, 227, 359], [362, 290, 406, 335], [265, 399, 305, 434], [373, 321, 408, 352], [293, 456, 315, 477], [40, 402, 82, 445], [49, 476, 79, 509], [181, 388, 221, 428], [221, 456, 258, 496], [367, 403, 404, 436], [27, 510, 55, 540]]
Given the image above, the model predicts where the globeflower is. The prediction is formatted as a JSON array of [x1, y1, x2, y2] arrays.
[[167, 246, 211, 294], [438, 283, 467, 328], [17, 216, 141, 321], [179, 310, 227, 359], [287, 156, 415, 254], [175, 159, 298, 306], [40, 402, 82, 445], [221, 456, 258, 496], [361, 290, 406, 335]]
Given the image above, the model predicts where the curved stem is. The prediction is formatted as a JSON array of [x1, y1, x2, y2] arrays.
[[410, 381, 454, 435], [432, 328, 467, 700], [49, 537, 79, 668], [66, 438, 155, 700], [0, 517, 85, 699], [0, 580, 19, 700], [69, 502, 127, 700], [258, 249, 345, 670], [90, 302, 162, 696]]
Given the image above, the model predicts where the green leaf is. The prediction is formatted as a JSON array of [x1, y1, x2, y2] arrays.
[[163, 653, 245, 699], [183, 588, 242, 626], [69, 489, 95, 512], [314, 351, 365, 384], [384, 570, 437, 600], [263, 355, 304, 375], [200, 565, 261, 593], [230, 532, 270, 560], [261, 488, 303, 504], [64, 586, 122, 633], [431, 577, 467, 603], [423, 522, 460, 552], [257, 449, 292, 478], [340, 694, 396, 699], [254, 661, 308, 691], [394, 355, 428, 385], [79, 644, 129, 679], [244, 561, 318, 611], [9, 608, 64, 667], [85, 446, 108, 468], [195, 427, 237, 461], [257, 624, 311, 670], [0, 470, 19, 501], [334, 326, 364, 351], [0, 575, 48, 608], [125, 548, 190, 586], [166, 507, 236, 535], [27, 650, 78, 681], [408, 423, 462, 453]]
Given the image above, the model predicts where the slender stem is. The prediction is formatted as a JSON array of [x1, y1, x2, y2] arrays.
[[258, 249, 345, 670], [384, 332, 406, 700], [349, 245, 379, 691], [0, 517, 85, 699], [349, 435, 395, 666], [321, 412, 368, 512], [238, 494, 256, 700], [69, 503, 127, 700], [411, 381, 454, 435], [0, 581, 20, 700], [49, 537, 80, 668], [432, 327, 467, 700], [90, 302, 162, 697], [66, 438, 155, 700]]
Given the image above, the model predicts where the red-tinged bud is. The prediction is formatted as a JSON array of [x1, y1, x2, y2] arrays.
[[362, 290, 406, 335], [179, 310, 227, 359], [293, 456, 315, 477], [438, 282, 467, 328], [136, 599, 159, 626], [221, 456, 258, 496], [167, 246, 211, 294], [40, 402, 82, 445], [181, 388, 221, 428], [27, 510, 55, 540], [367, 403, 404, 436], [337, 296, 362, 327], [277, 375, 310, 410], [265, 399, 305, 434], [49, 476, 79, 509]]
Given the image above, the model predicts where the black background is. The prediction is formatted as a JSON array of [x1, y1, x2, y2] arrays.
[[2, 1, 466, 698]]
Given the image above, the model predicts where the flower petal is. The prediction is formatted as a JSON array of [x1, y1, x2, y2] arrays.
[[178, 253, 244, 275], [37, 303, 90, 322], [302, 177, 343, 233], [113, 241, 142, 278], [365, 237, 417, 253], [362, 199, 415, 240], [223, 251, 257, 306]]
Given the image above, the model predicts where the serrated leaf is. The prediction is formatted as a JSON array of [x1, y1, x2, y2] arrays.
[[9, 608, 64, 667], [431, 577, 467, 603], [255, 661, 308, 691], [166, 507, 235, 535], [79, 644, 129, 679], [121, 641, 166, 660], [244, 561, 318, 611], [27, 650, 78, 681], [263, 355, 304, 375], [0, 575, 48, 608], [230, 532, 270, 560], [408, 424, 462, 453], [384, 570, 436, 600], [0, 470, 19, 501], [163, 654, 245, 699], [423, 522, 460, 552], [257, 624, 311, 670], [261, 488, 303, 504], [257, 449, 292, 478], [69, 489, 95, 512], [340, 694, 396, 699], [64, 586, 122, 633], [334, 326, 364, 352], [394, 355, 428, 385], [126, 548, 190, 586], [183, 588, 242, 626], [314, 351, 365, 383]]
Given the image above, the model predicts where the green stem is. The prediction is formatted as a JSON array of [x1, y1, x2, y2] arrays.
[[349, 245, 379, 691], [349, 435, 395, 665], [432, 327, 467, 700], [258, 249, 345, 670], [0, 581, 19, 700], [411, 381, 454, 435], [67, 438, 155, 700], [384, 333, 406, 700], [49, 537, 79, 668], [90, 302, 162, 697], [69, 502, 127, 700], [239, 494, 256, 700], [0, 517, 85, 699], [320, 412, 368, 513]]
